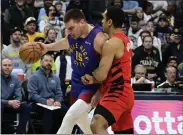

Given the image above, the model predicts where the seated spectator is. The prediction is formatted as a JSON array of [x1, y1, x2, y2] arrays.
[[128, 15, 143, 49], [37, 0, 53, 24], [44, 27, 60, 59], [154, 15, 172, 51], [1, 58, 31, 134], [28, 54, 65, 133], [137, 30, 162, 61], [157, 66, 177, 88], [132, 35, 162, 81], [131, 64, 154, 84], [39, 5, 64, 40], [167, 56, 178, 67], [2, 27, 32, 78], [20, 34, 29, 45], [3, 0, 33, 29], [54, 1, 66, 14], [163, 28, 183, 65], [25, 17, 45, 42], [32, 38, 56, 73], [178, 61, 183, 80], [123, 0, 139, 15]]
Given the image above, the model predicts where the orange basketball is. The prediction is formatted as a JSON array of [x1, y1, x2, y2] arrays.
[[19, 42, 42, 64]]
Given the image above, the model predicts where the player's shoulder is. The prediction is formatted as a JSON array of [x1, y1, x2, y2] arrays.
[[108, 37, 124, 48]]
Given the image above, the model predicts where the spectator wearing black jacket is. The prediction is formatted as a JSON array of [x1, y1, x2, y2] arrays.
[[132, 35, 162, 81]]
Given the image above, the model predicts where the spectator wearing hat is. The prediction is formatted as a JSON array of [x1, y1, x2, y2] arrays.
[[4, 0, 34, 29], [2, 27, 32, 78], [25, 17, 45, 42], [167, 56, 178, 68], [163, 28, 183, 65], [154, 14, 172, 51]]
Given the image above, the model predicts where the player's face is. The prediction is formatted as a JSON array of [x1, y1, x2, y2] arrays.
[[65, 19, 83, 39], [143, 37, 153, 50], [11, 31, 21, 43], [1, 59, 13, 76], [102, 11, 110, 34], [41, 55, 52, 70]]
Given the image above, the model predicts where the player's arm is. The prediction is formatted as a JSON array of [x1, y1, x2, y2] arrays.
[[92, 38, 124, 82], [47, 38, 69, 51], [39, 38, 69, 55]]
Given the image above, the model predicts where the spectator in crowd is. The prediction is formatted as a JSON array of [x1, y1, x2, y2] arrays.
[[54, 1, 66, 14], [2, 27, 32, 78], [55, 50, 72, 107], [44, 27, 60, 60], [154, 15, 172, 51], [167, 56, 178, 68], [132, 35, 162, 81], [163, 28, 183, 65], [137, 30, 162, 60], [66, 0, 90, 22], [1, 58, 31, 134], [128, 15, 143, 49], [163, 3, 176, 27], [34, 0, 44, 8], [39, 5, 65, 40], [20, 34, 29, 45], [28, 54, 65, 133], [123, 0, 139, 15], [25, 17, 45, 41], [131, 64, 154, 84], [108, 0, 129, 27], [31, 37, 56, 73], [37, 0, 54, 24], [157, 66, 177, 88], [178, 61, 183, 80], [4, 0, 34, 29]]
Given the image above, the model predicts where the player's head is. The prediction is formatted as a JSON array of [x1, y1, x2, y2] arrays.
[[64, 9, 86, 39], [1, 58, 13, 76], [102, 6, 124, 33], [40, 53, 52, 70]]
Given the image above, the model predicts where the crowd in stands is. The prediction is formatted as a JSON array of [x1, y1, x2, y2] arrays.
[[1, 0, 183, 134]]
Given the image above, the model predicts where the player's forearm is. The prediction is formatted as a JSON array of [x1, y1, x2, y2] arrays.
[[47, 38, 69, 51], [92, 69, 107, 82]]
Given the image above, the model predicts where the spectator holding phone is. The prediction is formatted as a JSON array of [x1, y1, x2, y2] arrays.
[[39, 5, 64, 40]]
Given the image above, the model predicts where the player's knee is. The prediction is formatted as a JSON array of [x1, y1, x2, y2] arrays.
[[90, 114, 108, 133]]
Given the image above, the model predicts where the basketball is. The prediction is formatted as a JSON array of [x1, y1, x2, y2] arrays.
[[19, 42, 42, 64]]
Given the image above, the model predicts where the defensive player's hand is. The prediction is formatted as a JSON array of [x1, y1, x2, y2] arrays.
[[81, 74, 94, 85], [37, 42, 48, 55]]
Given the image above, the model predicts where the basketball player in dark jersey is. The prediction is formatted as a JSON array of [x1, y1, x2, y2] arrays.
[[39, 9, 107, 134], [82, 7, 134, 134]]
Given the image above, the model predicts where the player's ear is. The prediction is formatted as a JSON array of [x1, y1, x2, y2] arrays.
[[108, 19, 112, 27]]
